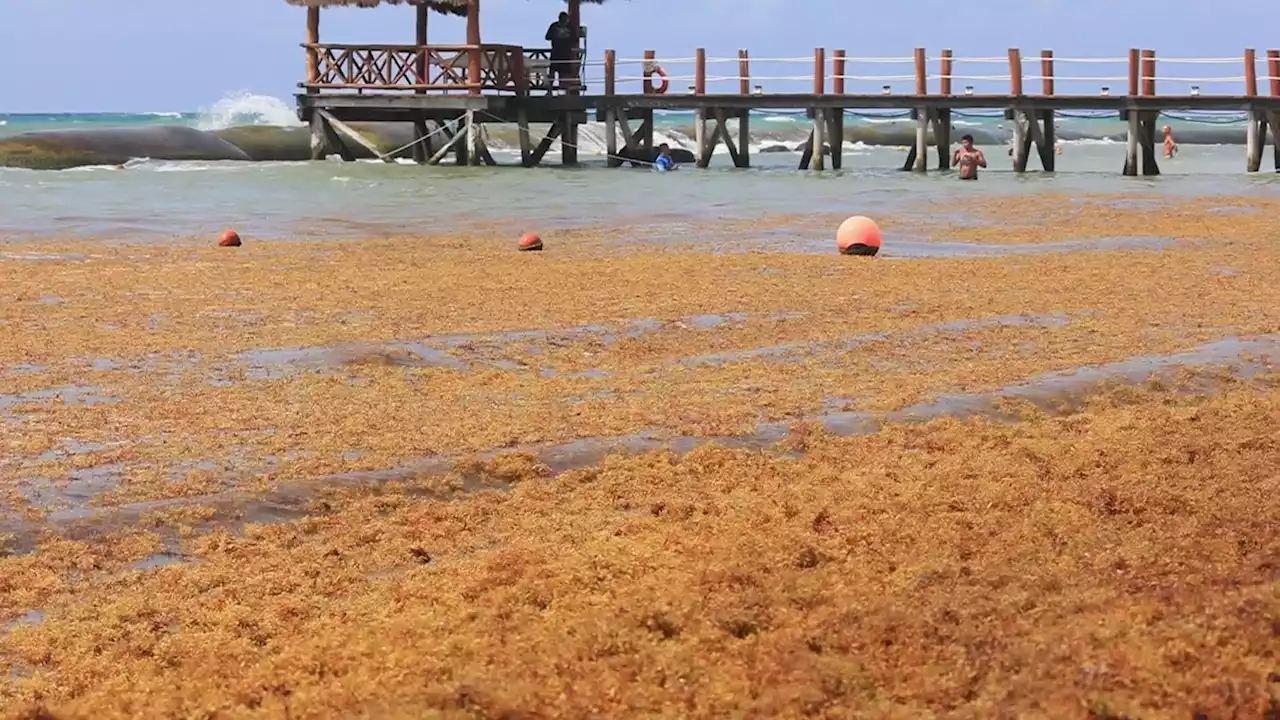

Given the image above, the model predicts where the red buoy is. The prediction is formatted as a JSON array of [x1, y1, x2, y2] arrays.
[[836, 216, 881, 256], [218, 230, 242, 247], [518, 232, 543, 252]]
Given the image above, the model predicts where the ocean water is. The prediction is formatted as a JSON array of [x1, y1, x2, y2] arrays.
[[0, 93, 1275, 240]]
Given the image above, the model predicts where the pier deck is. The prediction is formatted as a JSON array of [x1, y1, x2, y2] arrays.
[[297, 43, 1280, 175]]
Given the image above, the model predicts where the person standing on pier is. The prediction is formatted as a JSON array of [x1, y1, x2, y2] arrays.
[[545, 12, 576, 92], [1162, 125, 1178, 158], [953, 135, 987, 180]]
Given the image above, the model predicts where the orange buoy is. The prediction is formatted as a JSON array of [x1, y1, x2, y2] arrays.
[[218, 230, 242, 247], [836, 216, 881, 256], [518, 232, 543, 252]]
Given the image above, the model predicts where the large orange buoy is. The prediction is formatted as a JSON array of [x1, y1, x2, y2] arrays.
[[518, 232, 543, 252], [218, 230, 242, 247], [836, 216, 881, 256]]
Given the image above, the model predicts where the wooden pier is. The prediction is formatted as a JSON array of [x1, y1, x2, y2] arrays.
[[290, 1, 1280, 175]]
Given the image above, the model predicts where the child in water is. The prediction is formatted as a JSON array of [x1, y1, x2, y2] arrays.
[[654, 143, 676, 172]]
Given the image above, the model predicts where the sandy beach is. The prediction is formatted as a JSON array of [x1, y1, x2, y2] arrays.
[[1, 191, 1278, 717]]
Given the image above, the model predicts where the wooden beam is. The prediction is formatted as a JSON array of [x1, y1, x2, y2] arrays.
[[428, 121, 460, 165], [415, 6, 428, 91], [412, 118, 429, 163], [736, 109, 751, 168], [913, 108, 927, 172], [1139, 111, 1160, 175], [713, 108, 741, 168], [1011, 110, 1029, 172], [529, 121, 562, 167], [316, 109, 392, 163], [826, 109, 843, 170], [517, 109, 533, 167], [933, 109, 951, 170], [812, 108, 826, 170], [1040, 110, 1056, 172], [1124, 110, 1138, 175]]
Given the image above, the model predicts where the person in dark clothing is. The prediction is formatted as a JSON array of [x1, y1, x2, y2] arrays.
[[545, 12, 576, 90]]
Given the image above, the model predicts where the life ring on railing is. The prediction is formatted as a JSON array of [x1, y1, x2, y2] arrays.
[[649, 65, 670, 95]]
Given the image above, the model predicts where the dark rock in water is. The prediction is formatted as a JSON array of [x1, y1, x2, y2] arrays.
[[760, 144, 792, 153], [215, 123, 421, 162], [213, 126, 312, 162], [0, 126, 251, 170]]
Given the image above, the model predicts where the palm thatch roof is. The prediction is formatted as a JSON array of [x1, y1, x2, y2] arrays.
[[284, 0, 606, 14]]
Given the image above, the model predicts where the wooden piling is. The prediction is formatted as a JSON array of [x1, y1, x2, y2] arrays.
[[1012, 111, 1029, 172], [1246, 110, 1263, 172], [695, 108, 708, 166], [1128, 49, 1140, 96], [1140, 49, 1156, 96], [643, 49, 655, 94], [695, 48, 706, 95], [914, 48, 927, 95], [913, 108, 928, 172], [940, 49, 953, 96], [604, 49, 619, 167], [561, 112, 578, 166], [1008, 48, 1023, 96], [933, 109, 952, 170], [517, 109, 533, 167], [465, 110, 479, 165], [833, 50, 846, 95], [738, 50, 750, 96], [1124, 112, 1138, 175], [811, 108, 827, 171], [411, 119, 429, 164], [1041, 50, 1054, 95], [738, 110, 751, 168]]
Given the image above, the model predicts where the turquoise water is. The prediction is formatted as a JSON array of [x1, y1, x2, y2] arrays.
[[0, 95, 1274, 240]]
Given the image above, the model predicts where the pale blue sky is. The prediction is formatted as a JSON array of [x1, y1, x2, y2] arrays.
[[0, 0, 1273, 112]]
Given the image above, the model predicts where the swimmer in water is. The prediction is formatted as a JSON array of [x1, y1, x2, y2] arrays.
[[654, 143, 676, 172], [1162, 125, 1178, 158], [952, 134, 987, 180]]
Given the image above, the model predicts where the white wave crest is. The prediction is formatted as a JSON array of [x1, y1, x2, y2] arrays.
[[195, 92, 302, 130]]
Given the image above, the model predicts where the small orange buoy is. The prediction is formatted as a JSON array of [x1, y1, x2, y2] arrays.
[[218, 230, 242, 247], [518, 232, 543, 252], [836, 216, 881, 256]]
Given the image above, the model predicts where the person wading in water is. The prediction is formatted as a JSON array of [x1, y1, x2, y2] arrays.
[[952, 134, 988, 180]]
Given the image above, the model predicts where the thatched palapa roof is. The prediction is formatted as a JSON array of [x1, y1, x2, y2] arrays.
[[283, 0, 606, 15]]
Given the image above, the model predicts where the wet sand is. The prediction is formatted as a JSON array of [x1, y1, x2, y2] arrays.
[[1, 191, 1278, 718]]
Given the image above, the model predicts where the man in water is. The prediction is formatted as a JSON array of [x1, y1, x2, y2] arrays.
[[654, 144, 676, 172], [952, 134, 987, 180], [545, 12, 576, 92], [1162, 125, 1178, 158]]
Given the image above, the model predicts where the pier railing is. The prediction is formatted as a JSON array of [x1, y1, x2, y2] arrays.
[[302, 43, 550, 94], [593, 47, 1280, 98]]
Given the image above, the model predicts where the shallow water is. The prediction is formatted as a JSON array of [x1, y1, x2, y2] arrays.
[[1, 143, 1277, 240]]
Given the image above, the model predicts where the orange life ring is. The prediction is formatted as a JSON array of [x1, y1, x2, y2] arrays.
[[649, 65, 669, 95]]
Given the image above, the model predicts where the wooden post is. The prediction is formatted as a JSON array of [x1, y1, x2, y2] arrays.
[[738, 50, 750, 95], [305, 7, 320, 91], [517, 109, 533, 167], [738, 110, 751, 168], [1246, 110, 1262, 171], [562, 112, 578, 166], [1269, 50, 1280, 96], [1245, 49, 1257, 97], [1008, 48, 1023, 96], [1041, 50, 1054, 95], [812, 108, 826, 170], [604, 49, 616, 95], [940, 49, 953, 96], [412, 119, 429, 163], [914, 48, 927, 95], [415, 4, 428, 84], [465, 110, 480, 165], [1128, 49, 1140, 96], [913, 108, 928, 172], [1012, 111, 1028, 172], [695, 108, 707, 165], [933, 109, 951, 170], [1140, 49, 1156, 96], [1124, 111, 1138, 175], [695, 48, 706, 95], [466, 0, 481, 96], [833, 50, 846, 95], [643, 49, 655, 94], [1041, 110, 1056, 171], [605, 51, 618, 167], [814, 48, 825, 95]]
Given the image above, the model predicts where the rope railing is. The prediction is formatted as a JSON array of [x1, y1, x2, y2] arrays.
[[598, 47, 1280, 98]]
